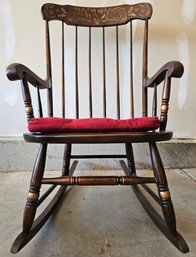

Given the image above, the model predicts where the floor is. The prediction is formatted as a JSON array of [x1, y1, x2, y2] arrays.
[[0, 168, 195, 257]]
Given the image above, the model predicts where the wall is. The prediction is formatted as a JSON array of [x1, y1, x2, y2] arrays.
[[0, 0, 196, 137]]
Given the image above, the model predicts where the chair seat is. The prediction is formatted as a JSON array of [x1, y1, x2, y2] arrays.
[[23, 131, 172, 144], [28, 116, 160, 133], [25, 116, 171, 144]]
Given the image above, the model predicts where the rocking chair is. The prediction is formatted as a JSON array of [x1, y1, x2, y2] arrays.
[[6, 2, 189, 254]]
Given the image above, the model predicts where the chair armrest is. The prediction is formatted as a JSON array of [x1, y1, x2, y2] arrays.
[[145, 61, 184, 88], [6, 63, 50, 89]]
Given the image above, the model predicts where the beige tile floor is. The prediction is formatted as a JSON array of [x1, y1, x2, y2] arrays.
[[0, 168, 195, 257]]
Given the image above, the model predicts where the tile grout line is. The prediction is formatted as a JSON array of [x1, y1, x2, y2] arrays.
[[181, 168, 196, 182]]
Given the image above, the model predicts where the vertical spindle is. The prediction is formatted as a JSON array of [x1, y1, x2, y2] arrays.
[[152, 83, 157, 116], [75, 25, 79, 119], [62, 22, 65, 118], [103, 27, 106, 118], [130, 21, 134, 118], [142, 20, 148, 117], [36, 85, 43, 118], [116, 26, 120, 119], [89, 26, 92, 118]]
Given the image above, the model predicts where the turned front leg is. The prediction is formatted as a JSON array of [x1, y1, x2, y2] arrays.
[[23, 144, 47, 233], [149, 142, 176, 232]]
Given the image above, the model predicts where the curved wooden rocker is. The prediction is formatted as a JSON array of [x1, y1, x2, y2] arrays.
[[7, 2, 189, 254], [11, 143, 78, 254], [120, 142, 189, 253]]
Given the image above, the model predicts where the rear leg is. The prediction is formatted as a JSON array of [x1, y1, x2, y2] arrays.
[[62, 144, 72, 176], [125, 143, 136, 175]]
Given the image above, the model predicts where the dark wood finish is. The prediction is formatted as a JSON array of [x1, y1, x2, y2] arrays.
[[125, 143, 136, 174], [89, 26, 93, 118], [71, 154, 127, 159], [142, 20, 149, 117], [149, 142, 177, 232], [102, 27, 106, 117], [36, 85, 43, 118], [6, 63, 50, 88], [45, 21, 53, 117], [11, 160, 78, 254], [116, 26, 120, 119], [62, 144, 72, 176], [141, 183, 161, 205], [11, 186, 66, 254], [152, 83, 157, 116], [160, 75, 171, 131], [37, 185, 57, 207], [75, 26, 79, 119], [145, 61, 184, 88], [41, 3, 153, 26], [42, 175, 155, 186], [21, 79, 34, 122], [121, 159, 189, 253], [22, 144, 47, 233], [6, 2, 188, 254], [131, 185, 189, 253], [129, 21, 134, 118], [62, 21, 65, 118], [23, 131, 173, 144]]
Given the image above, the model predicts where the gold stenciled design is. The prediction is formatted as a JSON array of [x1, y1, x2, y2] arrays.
[[160, 190, 171, 201], [27, 192, 39, 202], [161, 104, 169, 112], [25, 106, 33, 114], [42, 3, 152, 25]]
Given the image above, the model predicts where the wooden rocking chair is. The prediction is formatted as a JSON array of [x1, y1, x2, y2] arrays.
[[7, 2, 189, 254]]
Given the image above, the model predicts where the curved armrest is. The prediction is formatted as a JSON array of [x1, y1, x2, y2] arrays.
[[145, 61, 184, 88], [6, 63, 50, 89]]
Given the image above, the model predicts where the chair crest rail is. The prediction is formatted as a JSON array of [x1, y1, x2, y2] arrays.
[[41, 3, 152, 26]]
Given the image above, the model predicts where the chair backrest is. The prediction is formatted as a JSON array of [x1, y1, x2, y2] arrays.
[[37, 3, 153, 119]]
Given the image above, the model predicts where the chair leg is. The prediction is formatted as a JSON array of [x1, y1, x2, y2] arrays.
[[149, 142, 176, 232], [62, 144, 72, 176], [125, 143, 136, 175], [23, 143, 47, 233], [11, 143, 79, 253], [121, 142, 189, 253], [148, 142, 189, 252]]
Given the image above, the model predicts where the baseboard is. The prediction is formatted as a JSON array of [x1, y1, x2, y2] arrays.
[[0, 137, 196, 171]]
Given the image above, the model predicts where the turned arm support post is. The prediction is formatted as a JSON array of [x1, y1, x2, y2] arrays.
[[6, 63, 51, 121], [145, 61, 184, 131]]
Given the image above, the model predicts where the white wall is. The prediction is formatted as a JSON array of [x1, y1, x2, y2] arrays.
[[0, 0, 196, 137]]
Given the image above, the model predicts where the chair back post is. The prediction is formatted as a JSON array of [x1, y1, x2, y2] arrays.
[[142, 19, 149, 117], [45, 20, 53, 117]]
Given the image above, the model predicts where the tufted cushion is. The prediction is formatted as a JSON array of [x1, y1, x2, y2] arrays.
[[28, 117, 160, 133]]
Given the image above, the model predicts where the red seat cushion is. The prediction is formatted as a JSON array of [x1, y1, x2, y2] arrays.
[[28, 117, 160, 133]]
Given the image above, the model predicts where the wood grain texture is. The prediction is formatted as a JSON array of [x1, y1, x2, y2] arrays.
[[7, 2, 189, 253], [42, 175, 155, 186], [41, 3, 152, 26]]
